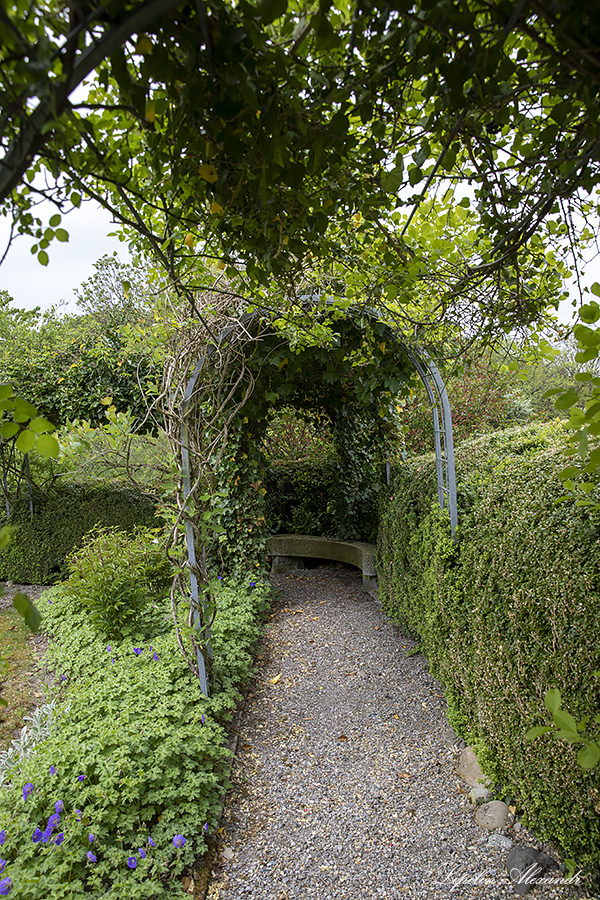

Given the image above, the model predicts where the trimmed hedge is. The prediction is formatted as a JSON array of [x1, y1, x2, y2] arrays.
[[0, 485, 158, 584], [264, 460, 337, 537], [264, 458, 381, 541], [377, 421, 600, 878]]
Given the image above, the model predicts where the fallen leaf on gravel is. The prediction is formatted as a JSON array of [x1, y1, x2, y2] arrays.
[[509, 805, 516, 814], [338, 734, 348, 741], [241, 743, 253, 751], [270, 674, 282, 685], [397, 772, 411, 779]]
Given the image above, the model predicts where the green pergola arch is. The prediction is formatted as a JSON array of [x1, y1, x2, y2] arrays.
[[180, 306, 457, 695]]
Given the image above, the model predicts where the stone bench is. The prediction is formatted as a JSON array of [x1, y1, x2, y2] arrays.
[[268, 534, 378, 598]]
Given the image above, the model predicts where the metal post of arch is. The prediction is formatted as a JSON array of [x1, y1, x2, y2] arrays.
[[179, 306, 459, 695]]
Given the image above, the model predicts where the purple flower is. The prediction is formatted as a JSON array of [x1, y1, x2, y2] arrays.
[[138, 847, 146, 859], [22, 782, 33, 801], [148, 837, 155, 847], [50, 766, 56, 775], [41, 826, 53, 843], [172, 834, 186, 849], [87, 851, 97, 863], [133, 648, 142, 655], [0, 862, 4, 875], [88, 834, 95, 843], [48, 599, 52, 605], [0, 877, 11, 895], [78, 775, 85, 782], [54, 801, 64, 813], [32, 828, 43, 843], [249, 581, 256, 588], [152, 651, 159, 661], [111, 659, 115, 665], [127, 856, 137, 869], [47, 813, 60, 829], [61, 675, 66, 682], [218, 574, 222, 580], [75, 809, 82, 821], [0, 832, 5, 845], [106, 645, 111, 652], [55, 833, 64, 846], [203, 822, 208, 832], [201, 714, 205, 724]]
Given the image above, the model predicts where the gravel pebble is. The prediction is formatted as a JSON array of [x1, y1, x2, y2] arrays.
[[209, 566, 586, 899]]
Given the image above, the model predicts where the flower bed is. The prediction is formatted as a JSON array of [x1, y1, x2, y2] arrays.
[[0, 577, 269, 898]]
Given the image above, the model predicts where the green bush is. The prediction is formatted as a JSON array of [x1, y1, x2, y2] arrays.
[[377, 421, 600, 879], [0, 485, 158, 584], [264, 460, 337, 536], [0, 573, 270, 898], [65, 528, 172, 640]]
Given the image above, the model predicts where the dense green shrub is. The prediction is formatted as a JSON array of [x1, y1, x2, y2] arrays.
[[377, 421, 600, 878], [65, 527, 172, 640], [0, 574, 270, 898], [0, 485, 158, 584], [264, 460, 337, 536]]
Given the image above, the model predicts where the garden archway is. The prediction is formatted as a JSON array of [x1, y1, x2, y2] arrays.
[[179, 305, 457, 695]]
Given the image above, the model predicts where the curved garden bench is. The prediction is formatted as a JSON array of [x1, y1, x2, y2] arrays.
[[268, 534, 378, 598]]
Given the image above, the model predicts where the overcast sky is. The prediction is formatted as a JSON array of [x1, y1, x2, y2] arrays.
[[0, 197, 596, 325], [0, 201, 129, 314]]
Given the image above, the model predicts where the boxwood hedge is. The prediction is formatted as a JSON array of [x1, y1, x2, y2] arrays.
[[377, 421, 600, 878]]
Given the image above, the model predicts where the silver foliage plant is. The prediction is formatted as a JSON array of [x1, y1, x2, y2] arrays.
[[0, 700, 57, 788]]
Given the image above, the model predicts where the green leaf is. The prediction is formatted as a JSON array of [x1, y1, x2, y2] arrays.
[[577, 742, 600, 769], [579, 302, 600, 324], [526, 725, 553, 739], [15, 429, 36, 453], [0, 525, 13, 549], [36, 434, 60, 458], [544, 688, 562, 713], [38, 250, 49, 266], [0, 384, 14, 400], [552, 708, 579, 736], [0, 422, 19, 439], [28, 416, 55, 434], [55, 228, 69, 242], [12, 591, 41, 633], [49, 213, 61, 227], [554, 388, 579, 410], [13, 397, 38, 422], [256, 0, 288, 24]]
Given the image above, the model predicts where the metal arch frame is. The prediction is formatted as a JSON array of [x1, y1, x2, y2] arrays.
[[179, 306, 458, 696]]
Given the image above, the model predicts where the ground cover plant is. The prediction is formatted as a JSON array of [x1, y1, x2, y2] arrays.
[[0, 542, 270, 898], [377, 420, 600, 882]]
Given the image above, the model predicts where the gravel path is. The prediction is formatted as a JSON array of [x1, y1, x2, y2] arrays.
[[209, 566, 584, 900]]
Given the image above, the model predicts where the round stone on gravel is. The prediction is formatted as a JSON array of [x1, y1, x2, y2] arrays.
[[475, 800, 510, 830], [487, 833, 514, 852]]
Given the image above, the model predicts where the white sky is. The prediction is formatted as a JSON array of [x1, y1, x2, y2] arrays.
[[0, 196, 596, 325], [0, 201, 129, 314]]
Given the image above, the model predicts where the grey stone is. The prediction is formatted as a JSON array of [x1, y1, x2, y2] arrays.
[[440, 726, 461, 748], [271, 555, 306, 574], [475, 800, 510, 830], [487, 833, 514, 852], [506, 846, 559, 896], [456, 747, 491, 788], [469, 786, 492, 807]]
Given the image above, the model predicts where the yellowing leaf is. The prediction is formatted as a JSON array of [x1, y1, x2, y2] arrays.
[[198, 164, 218, 183], [145, 101, 155, 123], [136, 36, 153, 55], [184, 233, 195, 249], [101, 396, 113, 406], [210, 200, 224, 215], [278, 357, 288, 369], [269, 674, 282, 685]]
